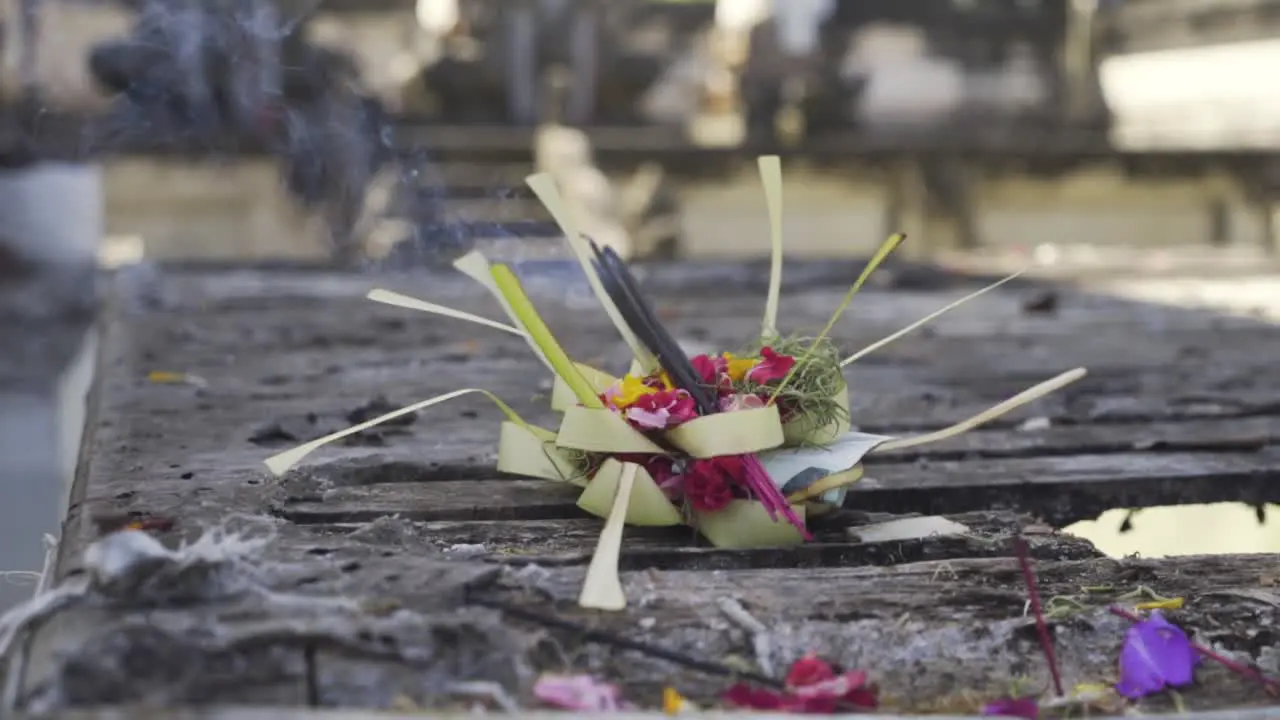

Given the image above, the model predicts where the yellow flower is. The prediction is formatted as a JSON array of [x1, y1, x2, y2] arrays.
[[1071, 682, 1113, 698], [663, 687, 694, 715], [722, 352, 759, 383], [656, 371, 675, 390], [611, 374, 657, 409]]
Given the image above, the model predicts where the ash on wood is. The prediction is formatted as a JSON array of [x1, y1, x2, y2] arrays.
[[13, 262, 1280, 716]]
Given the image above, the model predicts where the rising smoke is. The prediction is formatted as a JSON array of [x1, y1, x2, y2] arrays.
[[84, 0, 427, 267]]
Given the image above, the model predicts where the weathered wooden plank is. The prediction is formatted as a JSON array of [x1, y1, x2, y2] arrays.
[[276, 448, 1280, 527], [255, 414, 1280, 475], [295, 513, 1102, 708], [132, 263, 1277, 340], [279, 479, 580, 523], [264, 510, 1101, 575], [14, 281, 498, 713], [870, 415, 1280, 459], [130, 331, 1280, 473], [13, 291, 317, 710], [475, 552, 1280, 713], [197, 306, 1275, 394], [116, 273, 1280, 447], [149, 283, 1280, 372], [35, 266, 1280, 714], [19, 612, 315, 710]]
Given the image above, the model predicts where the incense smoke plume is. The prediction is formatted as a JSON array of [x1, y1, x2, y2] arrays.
[[82, 0, 512, 269]]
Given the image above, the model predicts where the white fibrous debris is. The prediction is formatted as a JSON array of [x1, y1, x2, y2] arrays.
[[83, 530, 173, 589], [444, 543, 487, 556], [0, 522, 275, 668]]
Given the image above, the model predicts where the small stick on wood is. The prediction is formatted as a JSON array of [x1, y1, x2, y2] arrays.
[[1013, 536, 1064, 696], [717, 597, 775, 677], [468, 593, 783, 688], [446, 681, 520, 712]]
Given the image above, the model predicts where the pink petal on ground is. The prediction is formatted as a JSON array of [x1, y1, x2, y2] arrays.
[[723, 684, 786, 711], [533, 674, 627, 711], [982, 696, 1039, 718]]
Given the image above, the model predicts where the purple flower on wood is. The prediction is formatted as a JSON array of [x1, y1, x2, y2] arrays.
[[982, 695, 1039, 718], [1116, 611, 1196, 698]]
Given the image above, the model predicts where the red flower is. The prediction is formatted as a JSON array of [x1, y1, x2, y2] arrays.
[[786, 655, 835, 687], [690, 354, 726, 384], [682, 459, 734, 512], [629, 456, 680, 498], [624, 389, 697, 430], [746, 346, 796, 384], [723, 656, 879, 714], [606, 456, 683, 499], [706, 454, 744, 480], [722, 685, 787, 711], [689, 353, 736, 396]]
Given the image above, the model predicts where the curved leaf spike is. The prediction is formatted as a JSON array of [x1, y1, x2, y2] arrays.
[[786, 367, 1089, 503], [578, 462, 639, 610], [874, 367, 1088, 453], [841, 267, 1030, 367], [263, 388, 526, 476], [453, 250, 556, 374], [525, 173, 658, 373], [758, 155, 785, 340], [490, 263, 603, 408], [366, 288, 525, 336]]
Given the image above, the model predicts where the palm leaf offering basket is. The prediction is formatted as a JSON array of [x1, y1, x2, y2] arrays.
[[265, 157, 1086, 610]]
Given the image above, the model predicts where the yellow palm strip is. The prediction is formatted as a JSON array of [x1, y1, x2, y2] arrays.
[[263, 388, 525, 476], [841, 268, 1029, 366]]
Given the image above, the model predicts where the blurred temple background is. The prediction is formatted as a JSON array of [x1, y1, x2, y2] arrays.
[[5, 0, 1280, 264], [2, 0, 1280, 605]]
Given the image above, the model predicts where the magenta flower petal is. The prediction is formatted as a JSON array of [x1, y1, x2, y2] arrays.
[[739, 454, 810, 537], [982, 696, 1039, 718], [624, 407, 669, 429], [533, 674, 627, 711], [1115, 611, 1196, 699], [722, 683, 786, 711]]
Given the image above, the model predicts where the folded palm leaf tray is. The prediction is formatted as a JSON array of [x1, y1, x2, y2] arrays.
[[265, 156, 1087, 610]]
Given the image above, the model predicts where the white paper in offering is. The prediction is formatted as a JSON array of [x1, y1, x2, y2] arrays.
[[759, 431, 895, 505]]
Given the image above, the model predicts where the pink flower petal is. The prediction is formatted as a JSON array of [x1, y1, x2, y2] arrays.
[[625, 406, 670, 429], [601, 382, 622, 405], [719, 393, 766, 412], [982, 696, 1039, 718], [793, 670, 869, 701], [533, 674, 626, 711]]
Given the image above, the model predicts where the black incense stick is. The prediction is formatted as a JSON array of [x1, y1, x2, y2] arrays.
[[588, 240, 717, 413], [586, 238, 808, 533]]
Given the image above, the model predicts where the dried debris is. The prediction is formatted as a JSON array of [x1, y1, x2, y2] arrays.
[[0, 523, 534, 713]]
